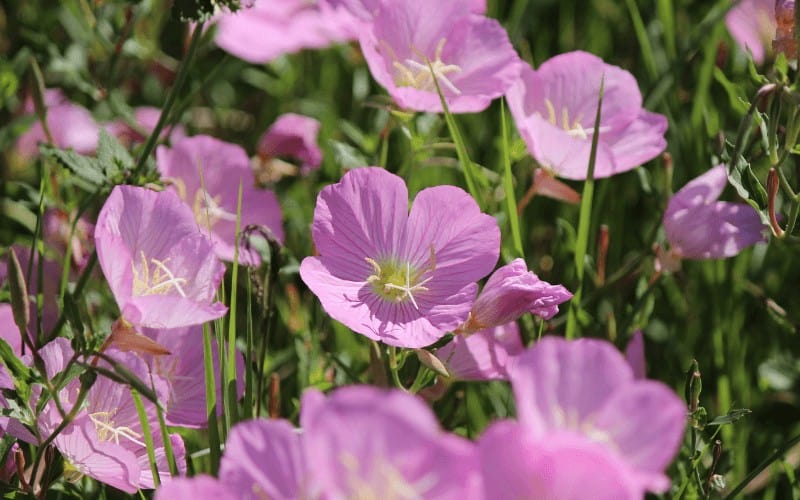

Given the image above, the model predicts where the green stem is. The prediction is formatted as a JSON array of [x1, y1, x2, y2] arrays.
[[132, 21, 204, 177], [565, 77, 605, 340], [131, 389, 160, 488], [500, 98, 524, 258], [202, 323, 221, 473], [725, 434, 800, 498]]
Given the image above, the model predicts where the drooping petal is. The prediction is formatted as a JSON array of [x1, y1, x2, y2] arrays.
[[726, 0, 776, 64], [258, 113, 323, 173], [435, 322, 523, 381]]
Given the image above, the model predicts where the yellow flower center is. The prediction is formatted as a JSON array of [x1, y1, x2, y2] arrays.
[[542, 98, 609, 140], [365, 249, 435, 310], [89, 410, 145, 447], [132, 251, 188, 297], [389, 38, 462, 95]]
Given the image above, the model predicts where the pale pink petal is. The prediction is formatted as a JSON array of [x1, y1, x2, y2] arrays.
[[435, 322, 523, 380]]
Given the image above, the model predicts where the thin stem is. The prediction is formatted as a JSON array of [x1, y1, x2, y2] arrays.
[[725, 434, 800, 498], [132, 21, 205, 177], [131, 389, 160, 488]]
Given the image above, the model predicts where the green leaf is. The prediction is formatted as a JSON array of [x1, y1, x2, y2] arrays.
[[173, 0, 243, 21], [707, 408, 752, 426], [96, 129, 134, 181], [39, 144, 106, 187], [0, 337, 31, 400]]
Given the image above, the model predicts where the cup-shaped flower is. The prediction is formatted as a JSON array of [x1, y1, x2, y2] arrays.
[[257, 113, 323, 175], [662, 165, 766, 264], [434, 321, 523, 381], [95, 185, 227, 329], [214, 0, 358, 64], [139, 325, 245, 428], [157, 135, 284, 263], [725, 0, 776, 64], [301, 386, 481, 499], [358, 0, 520, 113], [463, 258, 571, 332], [36, 338, 186, 493], [479, 421, 644, 499], [507, 51, 667, 180], [509, 336, 686, 493], [299, 167, 500, 348]]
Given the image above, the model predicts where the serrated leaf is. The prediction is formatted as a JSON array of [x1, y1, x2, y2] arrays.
[[707, 408, 752, 426], [39, 144, 105, 187], [96, 129, 134, 180]]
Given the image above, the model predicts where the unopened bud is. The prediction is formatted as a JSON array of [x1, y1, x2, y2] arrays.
[[685, 359, 702, 413], [768, 168, 785, 237], [415, 348, 450, 378], [6, 248, 30, 346]]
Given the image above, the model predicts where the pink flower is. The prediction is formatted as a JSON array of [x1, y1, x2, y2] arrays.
[[358, 0, 520, 113], [659, 165, 766, 270], [16, 90, 101, 159], [36, 338, 186, 493], [95, 185, 227, 329], [509, 336, 686, 493], [299, 167, 499, 348], [257, 113, 323, 174], [301, 386, 480, 499], [157, 135, 284, 263], [479, 421, 644, 499], [155, 386, 480, 498], [214, 0, 358, 64], [105, 106, 186, 147], [726, 0, 776, 64], [140, 325, 245, 428], [331, 0, 485, 21], [155, 475, 238, 500], [462, 258, 571, 332], [507, 51, 667, 180], [434, 321, 523, 381], [625, 330, 646, 379]]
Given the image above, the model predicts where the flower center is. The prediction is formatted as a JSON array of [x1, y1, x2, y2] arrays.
[[193, 188, 238, 230], [542, 98, 609, 140], [340, 451, 436, 499], [132, 251, 188, 298], [389, 38, 462, 95], [365, 251, 435, 310], [89, 410, 146, 447]]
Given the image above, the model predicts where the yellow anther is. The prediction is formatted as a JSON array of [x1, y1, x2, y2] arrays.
[[132, 251, 188, 297]]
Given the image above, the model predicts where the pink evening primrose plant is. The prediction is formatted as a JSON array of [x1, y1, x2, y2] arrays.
[[257, 113, 323, 174], [299, 167, 500, 348], [214, 0, 359, 64], [157, 134, 284, 263], [95, 185, 227, 329], [358, 0, 520, 113], [155, 385, 480, 499], [657, 165, 767, 272], [725, 0, 776, 64], [508, 336, 687, 493], [434, 321, 524, 381], [507, 51, 668, 180]]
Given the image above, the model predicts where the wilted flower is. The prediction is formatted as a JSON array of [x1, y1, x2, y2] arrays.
[[358, 0, 520, 113], [725, 0, 776, 64], [256, 113, 323, 178], [434, 321, 523, 381], [774, 0, 797, 59], [479, 421, 644, 499], [658, 165, 766, 271], [461, 258, 571, 333], [16, 89, 101, 159], [509, 336, 686, 493], [157, 135, 284, 263], [95, 185, 227, 329], [299, 167, 499, 348], [507, 51, 667, 180], [214, 0, 358, 64]]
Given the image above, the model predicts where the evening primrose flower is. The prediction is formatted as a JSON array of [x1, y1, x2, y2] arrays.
[[157, 135, 284, 263], [507, 51, 667, 180], [358, 0, 520, 113], [479, 421, 643, 499], [214, 0, 358, 64], [299, 167, 499, 348], [658, 165, 766, 271], [509, 336, 686, 493], [434, 321, 523, 381], [37, 338, 186, 493], [725, 0, 776, 64], [257, 113, 323, 176], [461, 258, 571, 333], [95, 185, 227, 329]]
